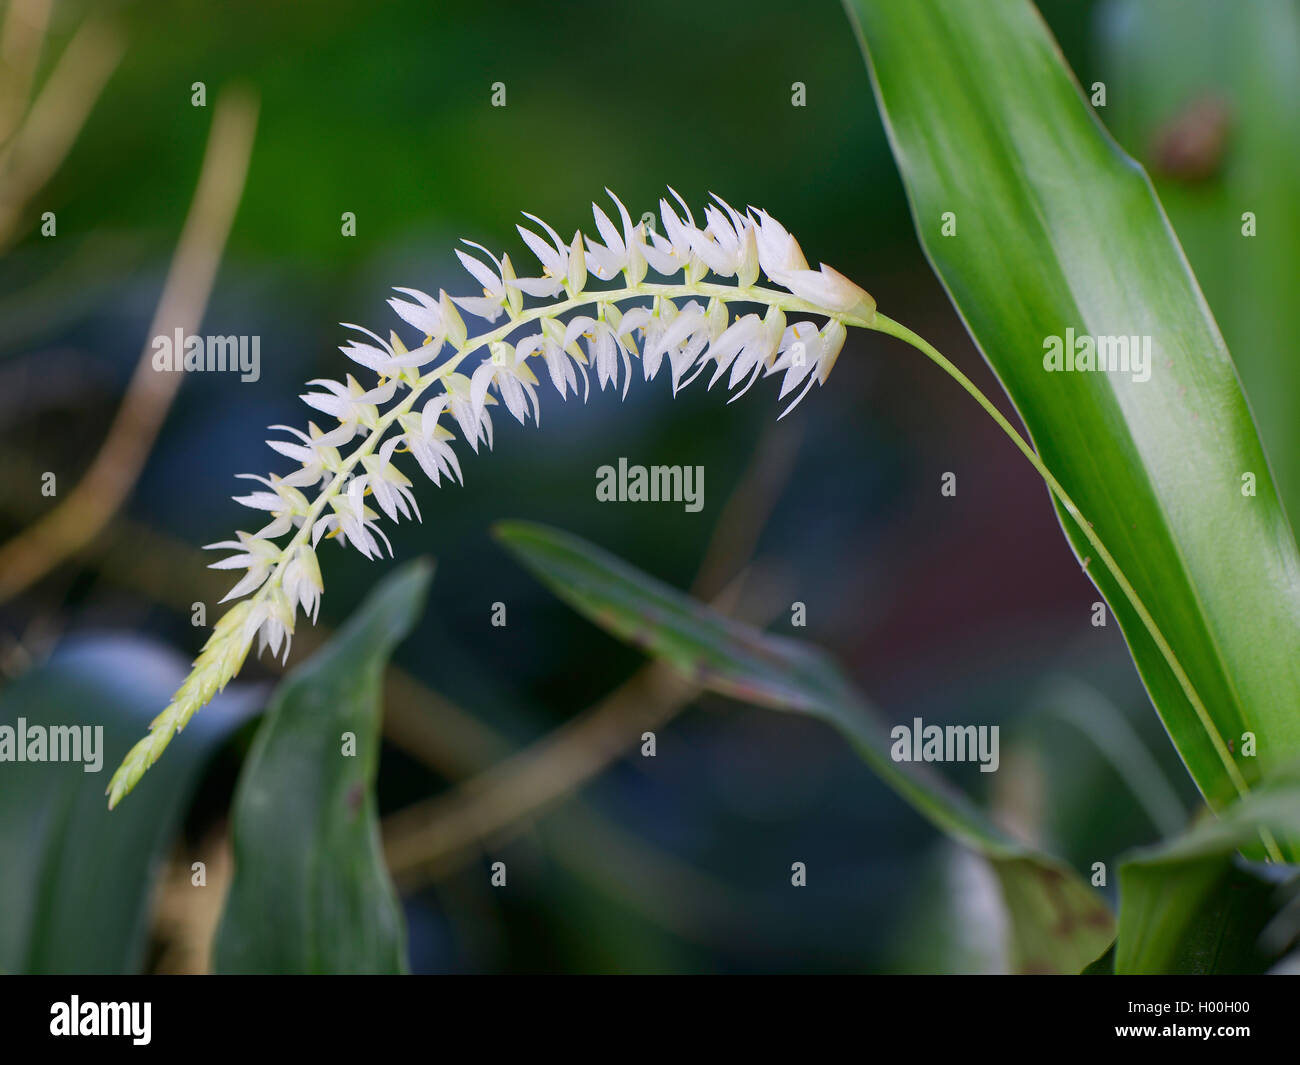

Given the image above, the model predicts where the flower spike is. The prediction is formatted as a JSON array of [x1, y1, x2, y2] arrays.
[[106, 189, 876, 807]]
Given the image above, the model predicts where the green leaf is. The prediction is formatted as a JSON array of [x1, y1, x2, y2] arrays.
[[495, 520, 1114, 974], [0, 636, 261, 974], [212, 559, 433, 974], [1115, 771, 1300, 973], [843, 0, 1300, 842], [1100, 0, 1300, 526]]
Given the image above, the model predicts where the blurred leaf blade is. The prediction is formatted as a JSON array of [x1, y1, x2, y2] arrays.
[[1115, 772, 1300, 973], [212, 559, 433, 975], [1099, 0, 1300, 525], [495, 519, 1114, 974], [0, 636, 261, 974], [844, 0, 1300, 837]]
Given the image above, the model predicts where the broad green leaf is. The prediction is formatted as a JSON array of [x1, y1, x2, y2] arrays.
[[0, 636, 261, 974], [495, 520, 1113, 974], [844, 0, 1300, 839], [1100, 0, 1300, 526], [213, 559, 432, 974], [1114, 771, 1300, 973]]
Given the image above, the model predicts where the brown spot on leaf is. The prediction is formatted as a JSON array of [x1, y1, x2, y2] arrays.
[[1150, 95, 1232, 182]]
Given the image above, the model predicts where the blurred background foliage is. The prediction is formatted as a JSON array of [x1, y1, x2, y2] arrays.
[[0, 0, 1293, 972]]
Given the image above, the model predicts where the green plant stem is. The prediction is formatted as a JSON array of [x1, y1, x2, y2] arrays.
[[867, 312, 1282, 863]]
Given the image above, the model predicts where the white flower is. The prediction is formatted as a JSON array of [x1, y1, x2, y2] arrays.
[[300, 375, 397, 446], [280, 544, 323, 623], [706, 305, 785, 402], [584, 190, 647, 285], [750, 207, 872, 314], [516, 213, 586, 297], [816, 320, 847, 383], [517, 318, 589, 401], [674, 298, 731, 390], [453, 241, 524, 321], [265, 422, 343, 489], [750, 207, 809, 280], [360, 435, 422, 522], [657, 300, 713, 391], [386, 286, 465, 347], [397, 396, 464, 486], [205, 531, 283, 602], [703, 313, 761, 389], [617, 305, 665, 376], [641, 188, 700, 279], [471, 341, 542, 426], [691, 194, 759, 284], [765, 319, 847, 419], [767, 320, 821, 395], [338, 321, 439, 376], [242, 588, 297, 662], [782, 263, 873, 314], [230, 473, 312, 539], [312, 476, 393, 560], [565, 306, 633, 397], [620, 298, 710, 393], [439, 372, 494, 452]]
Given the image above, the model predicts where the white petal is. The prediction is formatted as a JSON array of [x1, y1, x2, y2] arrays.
[[455, 248, 503, 293], [591, 202, 623, 254], [451, 295, 505, 321]]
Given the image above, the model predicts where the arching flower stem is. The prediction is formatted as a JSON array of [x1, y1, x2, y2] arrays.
[[869, 311, 1279, 861]]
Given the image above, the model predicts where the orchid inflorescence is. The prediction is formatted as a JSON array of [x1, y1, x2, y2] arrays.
[[106, 189, 877, 806]]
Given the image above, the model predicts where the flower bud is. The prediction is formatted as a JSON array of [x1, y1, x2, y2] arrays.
[[567, 230, 587, 295], [737, 225, 759, 288], [440, 290, 467, 347], [500, 253, 523, 318], [818, 320, 847, 384]]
